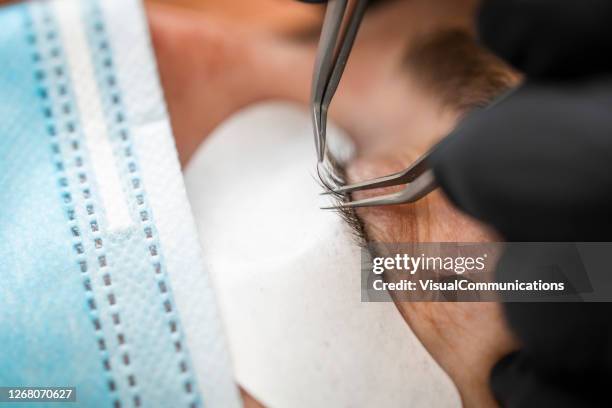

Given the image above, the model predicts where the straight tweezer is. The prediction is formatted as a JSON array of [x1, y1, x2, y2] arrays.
[[311, 0, 368, 163]]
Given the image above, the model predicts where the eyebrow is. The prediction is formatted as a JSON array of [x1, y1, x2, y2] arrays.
[[403, 28, 518, 113]]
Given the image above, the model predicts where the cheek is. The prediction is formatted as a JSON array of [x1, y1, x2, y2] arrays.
[[425, 190, 500, 242], [354, 189, 496, 243], [356, 204, 419, 243]]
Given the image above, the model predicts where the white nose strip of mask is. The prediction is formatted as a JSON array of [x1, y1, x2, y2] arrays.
[[185, 102, 461, 408]]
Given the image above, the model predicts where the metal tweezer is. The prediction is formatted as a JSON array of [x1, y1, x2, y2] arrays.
[[311, 0, 368, 162], [321, 150, 438, 209], [312, 0, 438, 209]]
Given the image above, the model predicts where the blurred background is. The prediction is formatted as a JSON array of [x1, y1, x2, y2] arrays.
[[147, 0, 323, 36], [0, 0, 325, 35]]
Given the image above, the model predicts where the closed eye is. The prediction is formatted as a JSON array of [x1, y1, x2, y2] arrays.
[[317, 155, 370, 246]]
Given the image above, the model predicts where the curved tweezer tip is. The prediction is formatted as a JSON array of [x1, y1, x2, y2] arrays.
[[321, 169, 438, 209], [324, 149, 431, 197]]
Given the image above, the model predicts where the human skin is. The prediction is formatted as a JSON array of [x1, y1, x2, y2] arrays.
[[0, 0, 517, 405], [148, 0, 479, 163], [147, 1, 520, 407], [347, 147, 518, 408]]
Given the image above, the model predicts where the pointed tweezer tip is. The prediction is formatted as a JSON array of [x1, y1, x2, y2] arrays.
[[320, 203, 351, 210]]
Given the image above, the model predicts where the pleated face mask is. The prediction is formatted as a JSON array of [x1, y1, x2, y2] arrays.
[[0, 0, 239, 407], [185, 103, 460, 408]]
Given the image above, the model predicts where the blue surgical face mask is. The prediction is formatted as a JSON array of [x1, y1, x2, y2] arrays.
[[0, 1, 239, 407]]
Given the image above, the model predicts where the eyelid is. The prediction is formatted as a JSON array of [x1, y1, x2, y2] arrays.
[[317, 154, 369, 245]]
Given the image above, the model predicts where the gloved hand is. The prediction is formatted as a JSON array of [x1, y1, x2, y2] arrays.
[[477, 0, 612, 79], [430, 2, 612, 407], [430, 79, 612, 242], [430, 0, 612, 241]]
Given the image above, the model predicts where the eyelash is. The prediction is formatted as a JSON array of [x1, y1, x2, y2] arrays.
[[316, 154, 369, 247]]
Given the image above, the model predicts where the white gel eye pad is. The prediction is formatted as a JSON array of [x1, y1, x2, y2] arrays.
[[184, 103, 460, 408]]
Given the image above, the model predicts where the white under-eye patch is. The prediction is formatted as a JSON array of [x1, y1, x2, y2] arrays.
[[185, 102, 460, 408]]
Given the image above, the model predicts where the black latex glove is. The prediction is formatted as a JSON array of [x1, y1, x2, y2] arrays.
[[430, 79, 612, 242], [429, 79, 612, 407], [431, 1, 612, 407], [477, 0, 612, 79]]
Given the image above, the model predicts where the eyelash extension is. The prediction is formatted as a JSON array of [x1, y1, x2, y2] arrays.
[[316, 152, 370, 247]]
